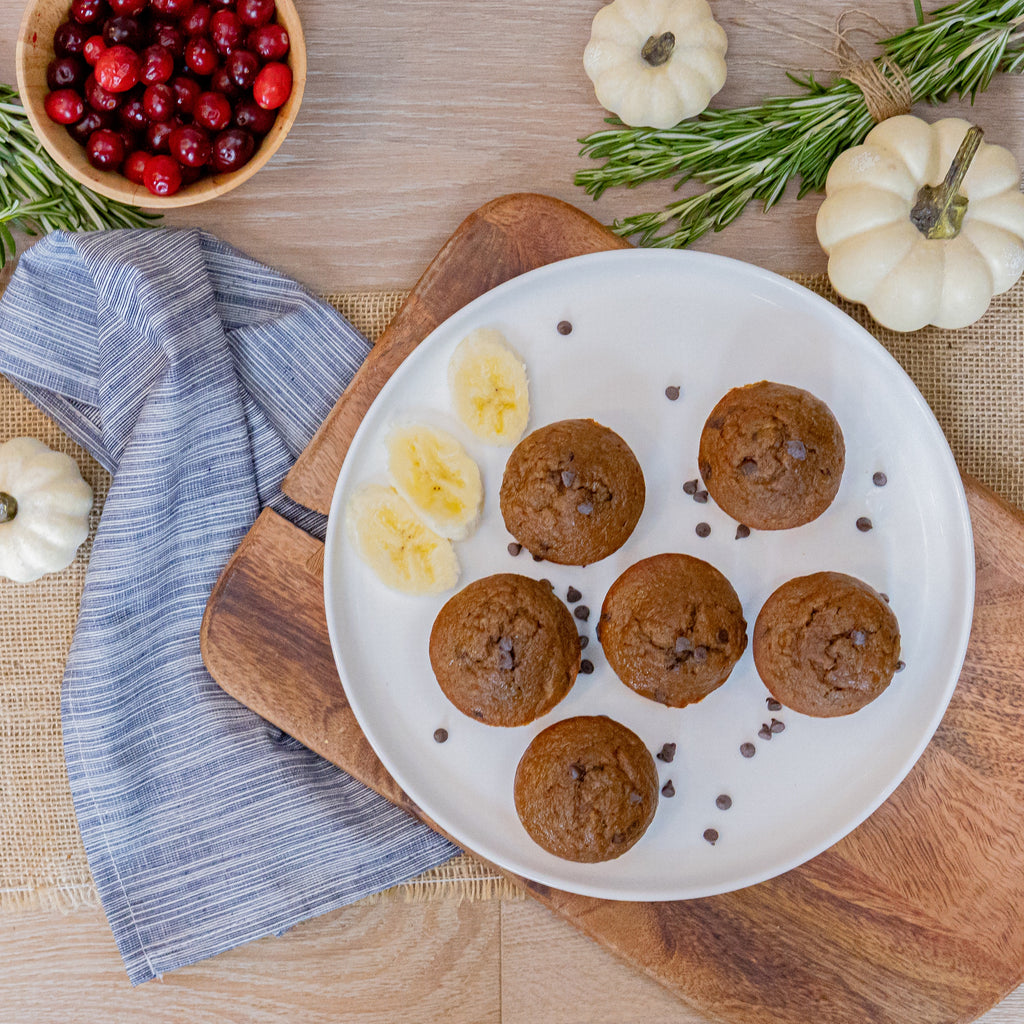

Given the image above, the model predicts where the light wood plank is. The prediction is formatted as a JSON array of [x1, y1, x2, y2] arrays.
[[1, 899, 501, 1024]]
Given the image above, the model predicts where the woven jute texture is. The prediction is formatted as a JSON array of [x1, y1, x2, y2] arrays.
[[3, 277, 1024, 916]]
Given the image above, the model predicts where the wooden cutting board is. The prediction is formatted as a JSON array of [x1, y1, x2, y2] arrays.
[[201, 193, 1024, 1024]]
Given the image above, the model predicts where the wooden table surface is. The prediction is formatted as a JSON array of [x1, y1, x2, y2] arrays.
[[3, 1, 1024, 1021]]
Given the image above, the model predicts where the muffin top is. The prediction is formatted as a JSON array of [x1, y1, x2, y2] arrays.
[[753, 571, 901, 717], [429, 573, 580, 727], [513, 715, 659, 862], [598, 553, 748, 708], [698, 381, 845, 531], [499, 418, 645, 566]]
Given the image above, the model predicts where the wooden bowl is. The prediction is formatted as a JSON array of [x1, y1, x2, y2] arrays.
[[15, 0, 306, 209]]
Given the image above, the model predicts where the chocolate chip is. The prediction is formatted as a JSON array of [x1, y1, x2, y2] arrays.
[[785, 439, 807, 460], [850, 629, 866, 646], [611, 833, 626, 844], [566, 586, 582, 603], [507, 542, 522, 556], [661, 780, 676, 798], [758, 724, 773, 740], [735, 524, 751, 539], [498, 636, 513, 652], [740, 742, 755, 758], [557, 321, 573, 335], [856, 516, 873, 532], [873, 471, 888, 487], [717, 628, 729, 643], [766, 697, 782, 711], [433, 728, 448, 743], [703, 828, 719, 845], [683, 479, 699, 495], [740, 458, 758, 476], [716, 794, 732, 810], [896, 660, 906, 672], [880, 592, 890, 603], [574, 605, 590, 621], [578, 634, 589, 650], [770, 718, 785, 733], [656, 742, 676, 763], [695, 522, 711, 538], [693, 645, 708, 663], [540, 578, 552, 589], [577, 502, 594, 515], [674, 636, 692, 654], [532, 553, 544, 562], [498, 650, 514, 670], [628, 790, 643, 805], [693, 489, 709, 504], [580, 659, 594, 674], [569, 763, 584, 780], [561, 469, 576, 487], [665, 385, 681, 401]]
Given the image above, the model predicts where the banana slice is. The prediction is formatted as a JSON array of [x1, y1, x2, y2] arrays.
[[448, 327, 529, 445], [386, 423, 483, 540], [346, 483, 460, 595]]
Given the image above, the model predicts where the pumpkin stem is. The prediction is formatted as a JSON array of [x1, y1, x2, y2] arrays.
[[0, 491, 17, 524], [641, 32, 675, 67], [909, 125, 984, 240]]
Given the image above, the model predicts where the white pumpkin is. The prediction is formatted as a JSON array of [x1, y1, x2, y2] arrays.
[[583, 0, 728, 130], [0, 437, 93, 583], [816, 115, 1024, 332]]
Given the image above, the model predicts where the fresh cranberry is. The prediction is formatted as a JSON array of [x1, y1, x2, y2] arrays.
[[209, 66, 240, 98], [145, 116, 181, 152], [184, 35, 219, 74], [139, 44, 174, 84], [236, 0, 274, 28], [150, 20, 185, 56], [224, 49, 259, 89], [143, 154, 182, 195], [109, 0, 148, 14], [139, 82, 173, 122], [170, 74, 201, 115], [182, 4, 211, 35], [71, 0, 109, 26], [209, 10, 243, 54], [47, 56, 87, 91], [208, 0, 233, 8], [95, 45, 141, 92], [170, 124, 211, 167], [86, 127, 126, 170], [83, 35, 107, 65], [232, 96, 275, 135], [123, 149, 150, 184], [118, 91, 149, 130], [253, 62, 290, 110], [84, 73, 122, 111], [69, 106, 103, 139], [178, 162, 202, 186], [45, 89, 86, 125], [249, 23, 288, 61], [54, 21, 89, 56], [211, 126, 255, 172], [103, 15, 143, 48], [151, 0, 194, 16], [194, 90, 231, 130]]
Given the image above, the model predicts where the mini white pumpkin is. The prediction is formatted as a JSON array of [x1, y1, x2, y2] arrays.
[[583, 0, 728, 130], [0, 437, 93, 583], [816, 115, 1024, 333]]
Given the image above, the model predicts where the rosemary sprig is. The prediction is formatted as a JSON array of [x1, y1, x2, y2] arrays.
[[0, 84, 160, 267], [575, 0, 1024, 249]]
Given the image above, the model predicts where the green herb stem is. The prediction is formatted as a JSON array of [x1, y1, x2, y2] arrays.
[[576, 0, 1024, 249], [0, 85, 160, 267]]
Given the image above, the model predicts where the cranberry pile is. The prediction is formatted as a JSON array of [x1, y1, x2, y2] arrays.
[[43, 0, 293, 197]]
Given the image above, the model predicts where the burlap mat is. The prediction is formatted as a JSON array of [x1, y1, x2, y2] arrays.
[[3, 277, 1023, 915]]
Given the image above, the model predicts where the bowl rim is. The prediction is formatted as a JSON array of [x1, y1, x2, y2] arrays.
[[15, 0, 306, 209]]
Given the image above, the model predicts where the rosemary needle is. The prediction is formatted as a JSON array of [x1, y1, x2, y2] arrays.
[[0, 84, 160, 268], [576, 0, 1024, 248]]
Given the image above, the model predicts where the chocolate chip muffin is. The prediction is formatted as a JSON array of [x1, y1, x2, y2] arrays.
[[598, 553, 747, 708], [514, 715, 659, 862], [698, 381, 845, 531], [429, 573, 580, 727], [753, 572, 901, 717], [499, 418, 645, 566]]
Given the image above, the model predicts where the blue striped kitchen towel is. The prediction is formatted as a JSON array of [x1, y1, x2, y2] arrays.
[[0, 228, 455, 984]]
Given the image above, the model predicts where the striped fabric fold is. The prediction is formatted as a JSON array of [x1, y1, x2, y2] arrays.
[[0, 229, 455, 984]]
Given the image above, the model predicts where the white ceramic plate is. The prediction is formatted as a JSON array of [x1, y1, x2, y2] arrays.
[[323, 249, 974, 901]]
